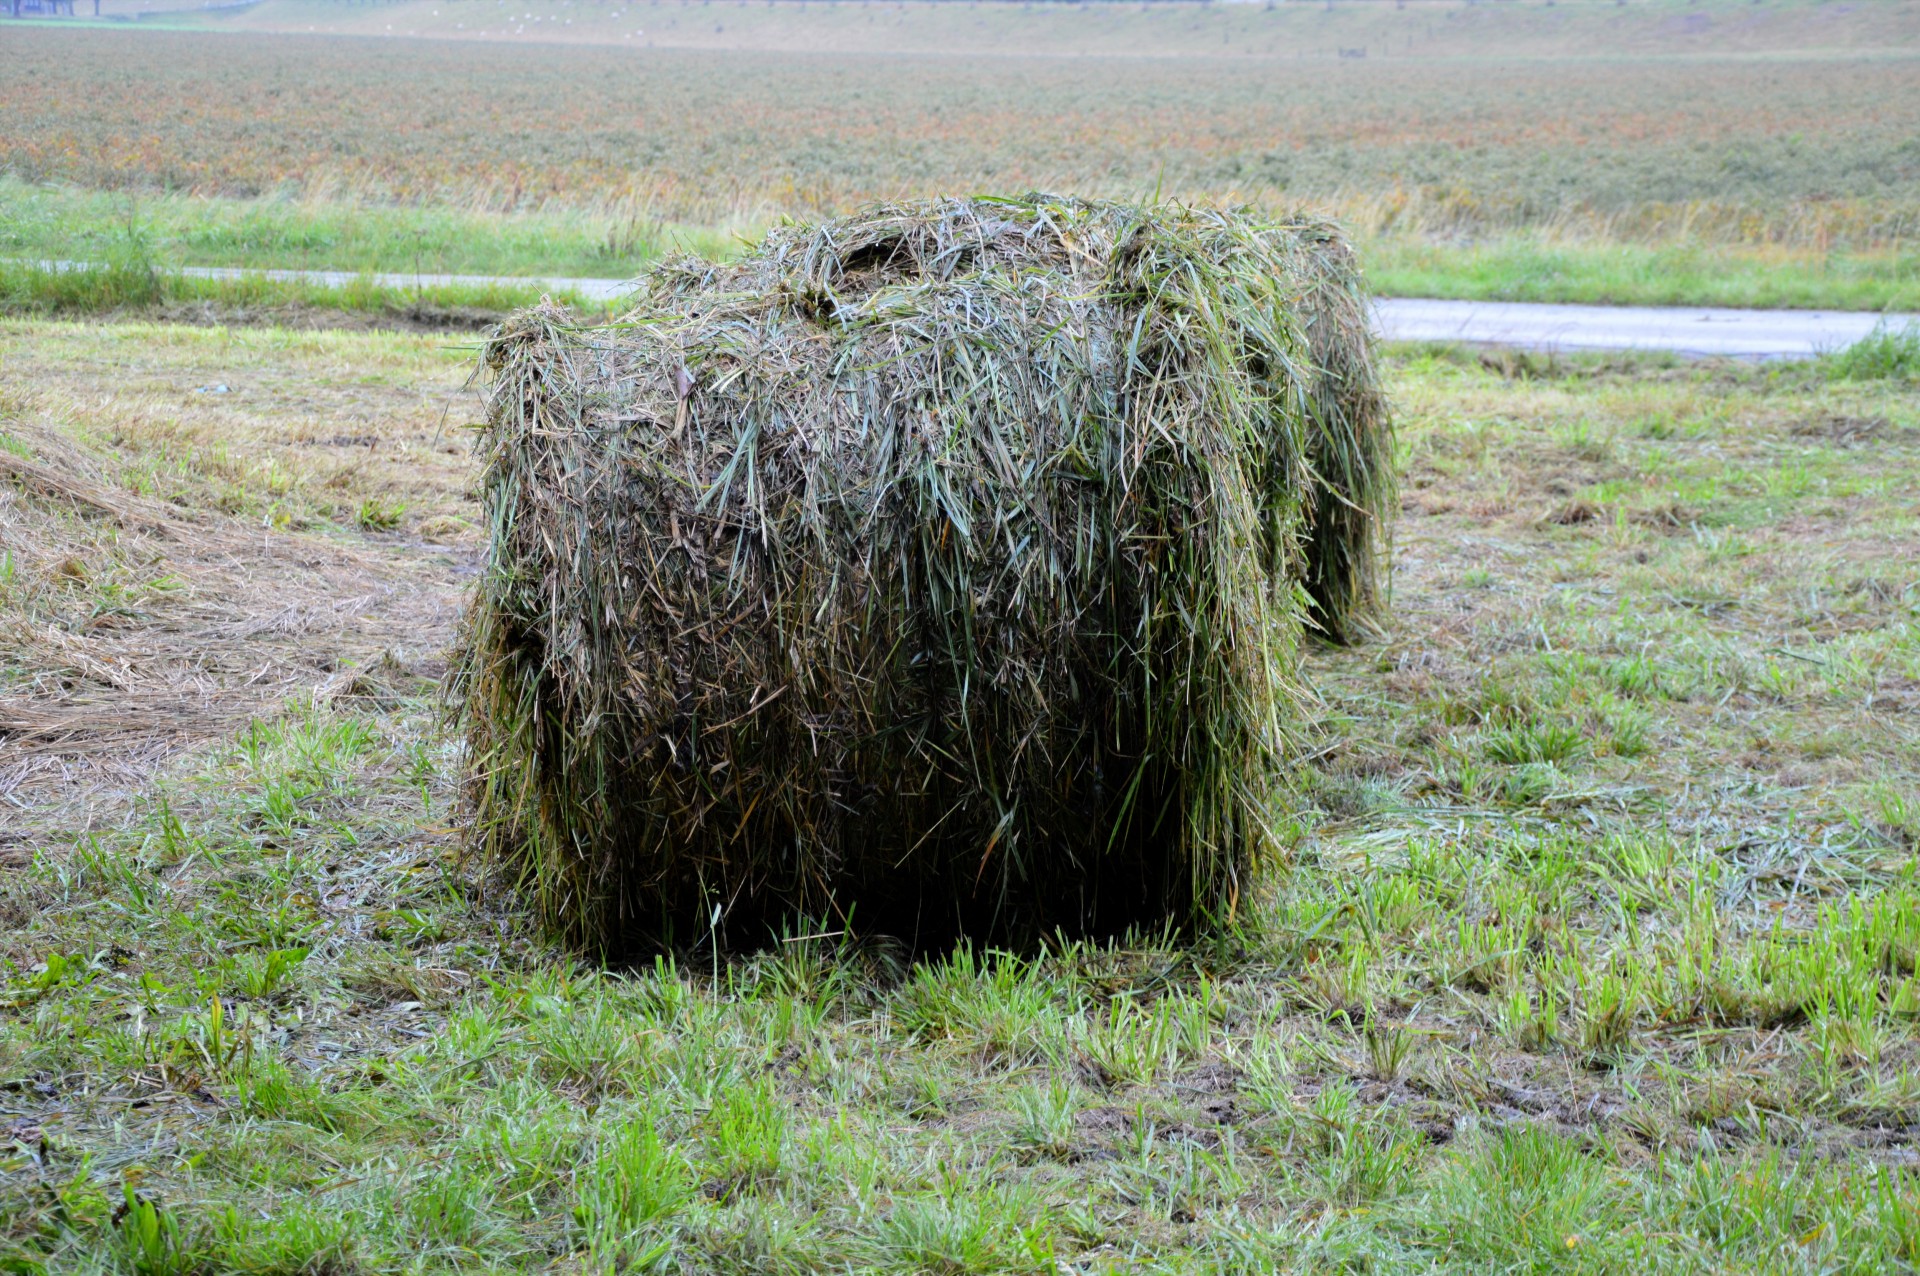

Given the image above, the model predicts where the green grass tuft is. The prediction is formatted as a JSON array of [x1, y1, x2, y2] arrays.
[[1824, 323, 1920, 382]]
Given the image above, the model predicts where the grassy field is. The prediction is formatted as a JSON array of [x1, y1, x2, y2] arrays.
[[0, 255, 598, 332], [7, 179, 1919, 316], [5, 3, 1919, 312], [2, 317, 1916, 1271]]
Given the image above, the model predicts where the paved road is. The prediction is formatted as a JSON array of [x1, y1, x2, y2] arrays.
[[1375, 297, 1915, 360], [41, 261, 1920, 359]]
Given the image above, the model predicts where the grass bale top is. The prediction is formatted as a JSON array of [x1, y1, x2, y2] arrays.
[[455, 195, 1391, 955]]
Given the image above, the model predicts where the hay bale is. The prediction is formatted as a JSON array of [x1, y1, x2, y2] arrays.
[[662, 196, 1393, 638], [455, 195, 1390, 953]]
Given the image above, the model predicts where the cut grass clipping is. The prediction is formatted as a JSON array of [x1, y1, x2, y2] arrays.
[[456, 196, 1391, 954]]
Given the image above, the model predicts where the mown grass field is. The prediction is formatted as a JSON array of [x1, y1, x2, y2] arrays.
[[5, 0, 1919, 312], [2, 316, 1916, 1271], [2, 1, 1918, 1268]]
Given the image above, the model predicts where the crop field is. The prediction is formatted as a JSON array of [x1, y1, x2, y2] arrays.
[[5, 2, 1920, 311], [185, 0, 1920, 60], [10, 21, 1919, 223], [1, 315, 1917, 1270]]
